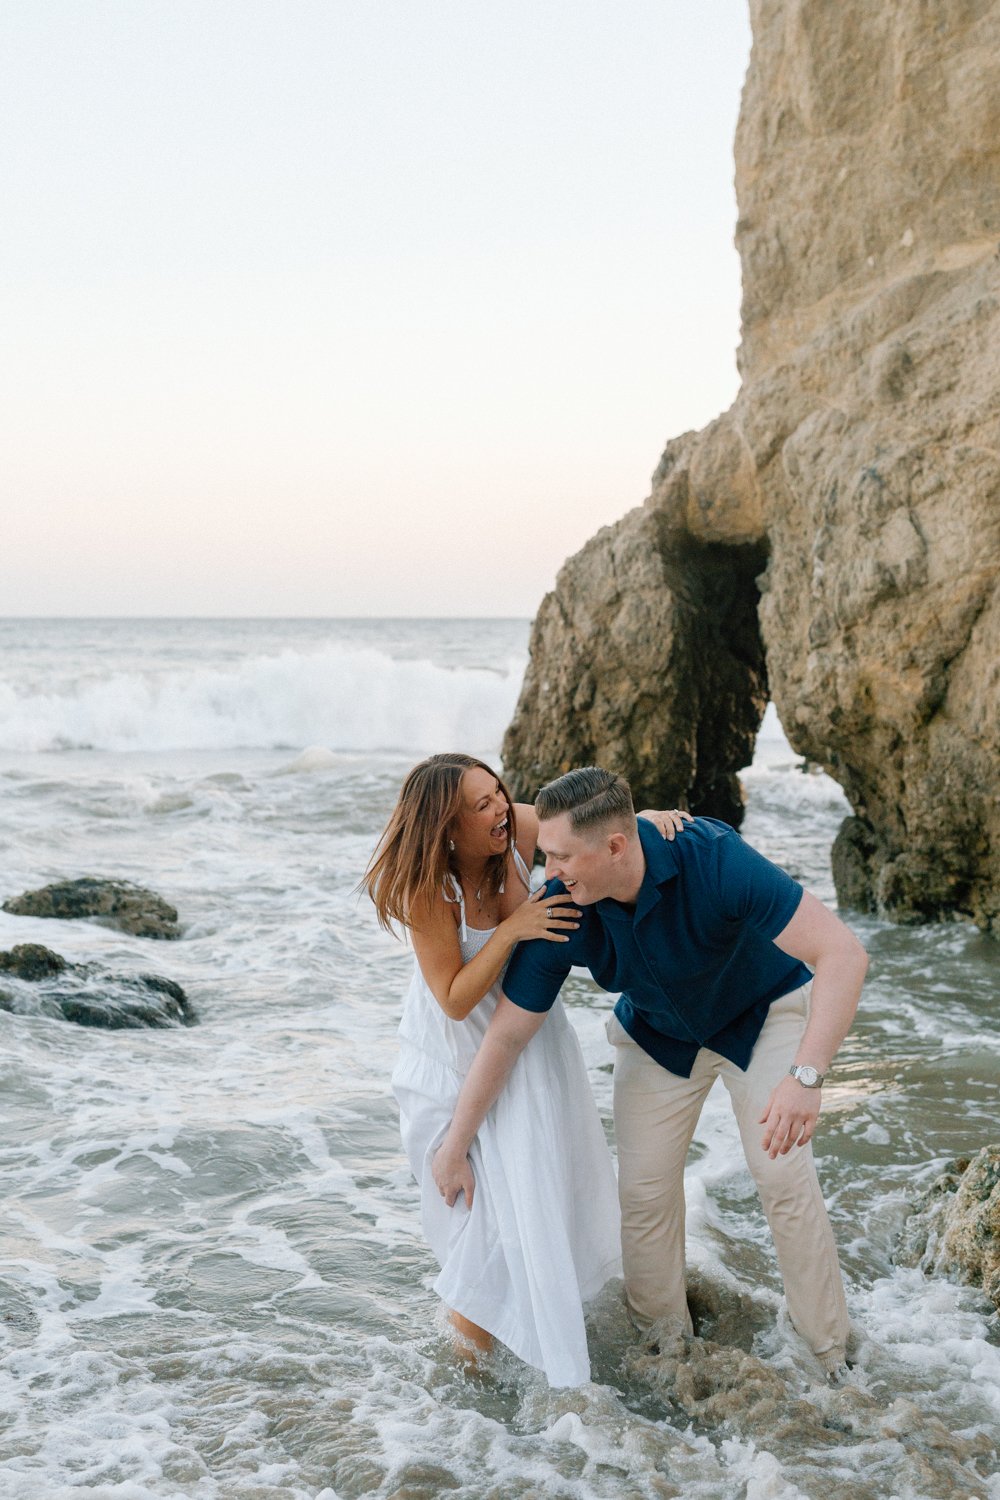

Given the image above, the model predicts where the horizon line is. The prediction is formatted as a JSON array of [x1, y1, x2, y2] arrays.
[[0, 614, 533, 623]]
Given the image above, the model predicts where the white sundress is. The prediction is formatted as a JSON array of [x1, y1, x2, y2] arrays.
[[391, 850, 622, 1387]]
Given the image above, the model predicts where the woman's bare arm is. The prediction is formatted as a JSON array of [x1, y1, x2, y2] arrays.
[[410, 888, 579, 1021]]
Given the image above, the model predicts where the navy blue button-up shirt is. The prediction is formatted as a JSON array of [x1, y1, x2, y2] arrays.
[[502, 817, 811, 1076]]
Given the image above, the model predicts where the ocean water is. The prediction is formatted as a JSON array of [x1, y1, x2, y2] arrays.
[[0, 617, 997, 1500]]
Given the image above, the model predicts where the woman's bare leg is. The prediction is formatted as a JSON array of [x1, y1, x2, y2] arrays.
[[449, 1309, 492, 1362]]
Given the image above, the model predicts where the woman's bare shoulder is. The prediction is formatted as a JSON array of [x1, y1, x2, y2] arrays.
[[408, 883, 461, 940]]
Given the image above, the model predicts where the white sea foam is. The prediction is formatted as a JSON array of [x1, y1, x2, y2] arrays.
[[0, 645, 526, 755]]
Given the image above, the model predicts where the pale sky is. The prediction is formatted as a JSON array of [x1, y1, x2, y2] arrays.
[[2, 1, 752, 618]]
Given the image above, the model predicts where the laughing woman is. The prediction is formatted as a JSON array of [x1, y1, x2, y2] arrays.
[[362, 752, 689, 1387]]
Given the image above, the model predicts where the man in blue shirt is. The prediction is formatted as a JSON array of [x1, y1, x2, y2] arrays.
[[432, 767, 868, 1377]]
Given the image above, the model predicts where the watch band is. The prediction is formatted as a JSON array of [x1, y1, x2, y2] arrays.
[[788, 1063, 825, 1088]]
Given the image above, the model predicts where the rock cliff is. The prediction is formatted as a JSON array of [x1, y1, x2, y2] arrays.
[[503, 0, 1000, 930]]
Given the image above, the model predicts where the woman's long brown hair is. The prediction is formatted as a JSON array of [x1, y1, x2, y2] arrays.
[[361, 753, 517, 935]]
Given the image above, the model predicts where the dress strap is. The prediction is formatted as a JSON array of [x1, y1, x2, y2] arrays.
[[444, 873, 468, 943], [445, 849, 529, 941]]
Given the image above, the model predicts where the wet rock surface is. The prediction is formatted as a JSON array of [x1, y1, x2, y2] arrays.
[[0, 943, 194, 1028], [502, 479, 768, 825], [684, 1266, 772, 1352], [896, 1147, 1000, 1310], [3, 877, 180, 939], [627, 1327, 997, 1500], [563, 1268, 1000, 1498], [503, 0, 1000, 929]]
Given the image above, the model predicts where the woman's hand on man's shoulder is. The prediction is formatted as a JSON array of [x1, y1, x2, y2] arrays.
[[638, 808, 694, 841]]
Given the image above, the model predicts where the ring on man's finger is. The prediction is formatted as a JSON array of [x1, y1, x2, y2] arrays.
[[546, 907, 555, 919]]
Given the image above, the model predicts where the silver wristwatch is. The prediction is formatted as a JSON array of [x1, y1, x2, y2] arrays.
[[788, 1063, 825, 1088]]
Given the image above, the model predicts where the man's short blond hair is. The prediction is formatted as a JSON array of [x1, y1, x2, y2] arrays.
[[534, 766, 637, 838]]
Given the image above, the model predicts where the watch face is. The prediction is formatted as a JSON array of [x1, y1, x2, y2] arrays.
[[797, 1065, 819, 1087]]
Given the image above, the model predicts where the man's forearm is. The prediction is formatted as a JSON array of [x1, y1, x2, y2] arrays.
[[773, 892, 868, 1074], [444, 997, 545, 1152], [431, 997, 548, 1205], [761, 940, 867, 1157], [794, 943, 867, 1071]]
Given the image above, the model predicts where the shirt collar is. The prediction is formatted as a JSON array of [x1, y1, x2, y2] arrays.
[[596, 815, 679, 925]]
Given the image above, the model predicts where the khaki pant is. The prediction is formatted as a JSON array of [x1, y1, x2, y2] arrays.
[[608, 985, 849, 1366]]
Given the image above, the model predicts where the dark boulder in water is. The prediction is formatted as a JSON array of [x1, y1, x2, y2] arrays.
[[0, 943, 67, 980], [0, 943, 194, 1029], [895, 1147, 1000, 1312], [2, 878, 180, 939]]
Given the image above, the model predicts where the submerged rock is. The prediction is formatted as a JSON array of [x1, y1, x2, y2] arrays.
[[3, 878, 180, 939], [0, 943, 194, 1029], [503, 0, 1000, 929], [0, 943, 67, 981], [896, 1147, 1000, 1310], [685, 1266, 772, 1352], [628, 1330, 996, 1499]]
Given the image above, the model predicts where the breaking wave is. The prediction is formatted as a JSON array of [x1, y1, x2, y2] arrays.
[[0, 645, 526, 754]]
